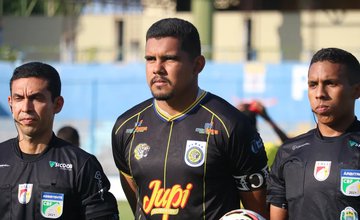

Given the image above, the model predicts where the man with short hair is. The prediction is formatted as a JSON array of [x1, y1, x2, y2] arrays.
[[1, 61, 119, 219], [112, 18, 269, 220], [267, 47, 360, 219]]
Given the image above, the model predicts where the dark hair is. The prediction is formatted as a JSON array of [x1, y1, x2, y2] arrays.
[[310, 48, 360, 84], [10, 62, 61, 101], [146, 18, 201, 59], [57, 126, 80, 147]]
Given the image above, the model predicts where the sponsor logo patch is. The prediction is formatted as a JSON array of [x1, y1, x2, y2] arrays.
[[49, 161, 73, 171], [18, 183, 33, 204], [314, 161, 331, 181], [340, 206, 358, 220], [134, 143, 150, 160], [184, 140, 206, 167], [340, 169, 360, 197], [250, 135, 264, 154], [348, 140, 360, 149], [143, 180, 193, 219], [41, 192, 64, 219], [0, 164, 10, 168], [195, 122, 219, 135], [126, 120, 148, 133]]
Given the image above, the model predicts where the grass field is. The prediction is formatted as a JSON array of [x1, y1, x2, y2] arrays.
[[118, 200, 133, 220]]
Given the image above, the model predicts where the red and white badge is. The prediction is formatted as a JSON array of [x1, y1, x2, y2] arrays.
[[314, 161, 331, 181], [18, 183, 33, 204]]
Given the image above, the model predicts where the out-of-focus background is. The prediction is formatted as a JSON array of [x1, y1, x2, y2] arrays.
[[1, 0, 360, 218]]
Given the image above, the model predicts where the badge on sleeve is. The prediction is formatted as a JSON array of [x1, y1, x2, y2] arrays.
[[314, 161, 331, 181], [184, 140, 206, 167], [41, 192, 64, 218], [340, 206, 358, 220], [340, 169, 360, 197], [18, 183, 33, 204]]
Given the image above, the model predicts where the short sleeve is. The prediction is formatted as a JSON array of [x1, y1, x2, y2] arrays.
[[267, 148, 288, 209], [229, 118, 269, 191], [77, 156, 119, 219], [111, 117, 131, 175]]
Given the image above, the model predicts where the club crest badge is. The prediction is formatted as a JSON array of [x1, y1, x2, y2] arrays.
[[340, 206, 358, 220], [314, 161, 331, 181], [41, 192, 64, 219], [184, 140, 206, 167], [134, 143, 151, 160], [18, 183, 33, 204], [340, 169, 360, 197]]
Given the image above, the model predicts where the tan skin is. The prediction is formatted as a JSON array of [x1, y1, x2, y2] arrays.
[[269, 61, 360, 220], [121, 36, 269, 219], [8, 77, 63, 154]]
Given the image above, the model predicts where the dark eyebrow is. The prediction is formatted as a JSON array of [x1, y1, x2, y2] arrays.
[[13, 92, 45, 99], [144, 55, 154, 60]]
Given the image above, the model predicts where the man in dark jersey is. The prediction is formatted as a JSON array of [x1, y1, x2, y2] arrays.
[[1, 62, 119, 219], [112, 18, 269, 220], [267, 48, 360, 220]]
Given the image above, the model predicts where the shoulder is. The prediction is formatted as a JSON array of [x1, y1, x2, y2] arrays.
[[51, 137, 96, 164], [276, 129, 315, 157], [0, 138, 16, 158], [114, 98, 153, 123], [200, 92, 252, 127], [0, 138, 16, 148]]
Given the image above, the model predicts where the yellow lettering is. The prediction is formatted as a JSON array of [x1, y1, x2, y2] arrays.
[[142, 180, 193, 218]]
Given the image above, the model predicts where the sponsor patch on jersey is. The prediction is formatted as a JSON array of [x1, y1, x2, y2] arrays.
[[250, 135, 264, 154], [340, 206, 358, 220], [18, 183, 33, 204], [340, 169, 360, 197], [126, 120, 148, 133], [0, 164, 10, 168], [41, 192, 64, 219], [184, 140, 206, 167], [94, 171, 105, 200], [314, 161, 331, 181], [348, 140, 360, 149], [134, 143, 150, 160], [143, 180, 193, 219], [195, 122, 219, 135], [49, 161, 73, 171]]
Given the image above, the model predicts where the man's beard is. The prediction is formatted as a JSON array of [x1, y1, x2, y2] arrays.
[[151, 90, 174, 101]]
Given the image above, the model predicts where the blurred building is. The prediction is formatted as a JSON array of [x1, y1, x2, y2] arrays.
[[1, 0, 360, 63]]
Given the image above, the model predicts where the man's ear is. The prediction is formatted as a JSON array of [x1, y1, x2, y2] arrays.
[[54, 96, 64, 114], [193, 55, 206, 75], [8, 96, 12, 113]]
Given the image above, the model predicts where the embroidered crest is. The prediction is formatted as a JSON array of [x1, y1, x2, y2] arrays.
[[340, 206, 358, 220], [313, 161, 331, 181], [41, 192, 64, 219], [341, 169, 360, 197], [18, 183, 33, 204], [134, 143, 151, 160], [184, 140, 206, 167]]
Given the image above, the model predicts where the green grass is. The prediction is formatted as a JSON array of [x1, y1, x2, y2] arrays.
[[118, 200, 134, 220]]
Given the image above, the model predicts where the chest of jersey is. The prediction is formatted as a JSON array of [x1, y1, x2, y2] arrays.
[[282, 134, 360, 219], [0, 150, 79, 220], [126, 111, 230, 185]]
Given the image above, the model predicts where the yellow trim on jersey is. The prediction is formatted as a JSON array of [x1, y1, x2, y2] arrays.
[[120, 170, 133, 179], [114, 103, 153, 135], [163, 121, 174, 187], [202, 113, 215, 219], [114, 103, 153, 179], [200, 104, 230, 138], [154, 91, 207, 121]]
